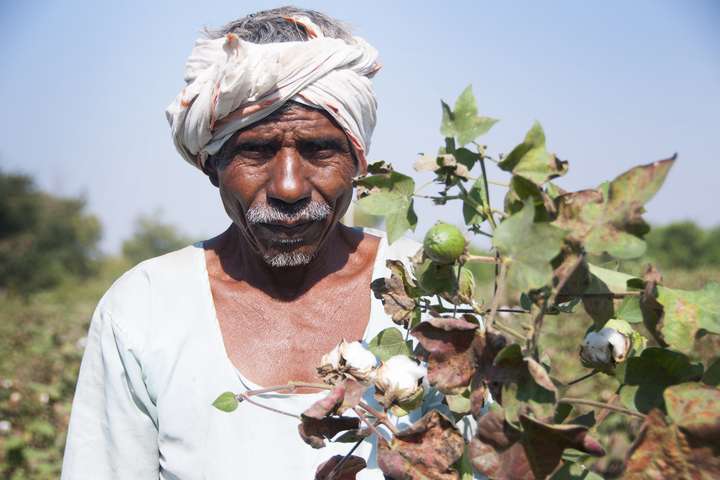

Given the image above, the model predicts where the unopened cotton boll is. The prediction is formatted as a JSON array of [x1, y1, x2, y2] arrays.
[[580, 327, 631, 369], [374, 355, 426, 407]]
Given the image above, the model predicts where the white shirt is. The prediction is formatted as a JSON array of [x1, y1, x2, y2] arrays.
[[61, 229, 435, 479]]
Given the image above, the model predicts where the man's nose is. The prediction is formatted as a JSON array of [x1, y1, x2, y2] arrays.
[[267, 147, 311, 204]]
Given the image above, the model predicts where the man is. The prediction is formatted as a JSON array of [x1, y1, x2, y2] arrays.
[[61, 7, 422, 479]]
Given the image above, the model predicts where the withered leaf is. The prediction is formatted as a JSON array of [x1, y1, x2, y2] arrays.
[[519, 414, 605, 479], [552, 158, 675, 260], [411, 314, 479, 394], [315, 454, 367, 480], [299, 383, 364, 449], [377, 410, 465, 480], [469, 406, 605, 480], [299, 416, 361, 449], [469, 406, 532, 480], [624, 409, 720, 480], [371, 260, 420, 327]]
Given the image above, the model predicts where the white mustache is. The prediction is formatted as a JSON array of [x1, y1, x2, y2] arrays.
[[245, 200, 332, 225]]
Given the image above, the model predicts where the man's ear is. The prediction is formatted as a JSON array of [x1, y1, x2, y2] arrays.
[[204, 155, 220, 188]]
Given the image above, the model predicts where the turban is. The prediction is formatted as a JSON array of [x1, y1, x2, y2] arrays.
[[166, 16, 380, 174]]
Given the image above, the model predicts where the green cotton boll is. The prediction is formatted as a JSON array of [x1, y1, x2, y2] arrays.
[[423, 223, 467, 265]]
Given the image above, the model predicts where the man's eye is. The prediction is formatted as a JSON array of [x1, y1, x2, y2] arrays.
[[236, 143, 276, 158], [301, 141, 342, 158]]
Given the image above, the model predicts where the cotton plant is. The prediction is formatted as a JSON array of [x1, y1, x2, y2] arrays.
[[214, 86, 720, 479]]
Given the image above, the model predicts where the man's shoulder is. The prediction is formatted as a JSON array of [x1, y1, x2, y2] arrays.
[[97, 244, 203, 323]]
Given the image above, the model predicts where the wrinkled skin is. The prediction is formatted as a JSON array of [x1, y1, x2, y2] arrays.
[[204, 105, 380, 391]]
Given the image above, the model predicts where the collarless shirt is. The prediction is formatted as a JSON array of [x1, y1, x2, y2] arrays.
[[61, 228, 430, 479]]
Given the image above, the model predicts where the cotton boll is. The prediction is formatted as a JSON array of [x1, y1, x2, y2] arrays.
[[317, 340, 378, 384], [340, 341, 377, 381], [374, 355, 426, 407], [580, 327, 631, 369]]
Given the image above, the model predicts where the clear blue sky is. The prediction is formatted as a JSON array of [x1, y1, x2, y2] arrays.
[[1, 0, 718, 253]]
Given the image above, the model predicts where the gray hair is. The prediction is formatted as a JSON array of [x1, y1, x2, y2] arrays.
[[206, 6, 354, 44]]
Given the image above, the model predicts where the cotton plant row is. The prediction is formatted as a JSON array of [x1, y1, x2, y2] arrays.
[[214, 86, 720, 479]]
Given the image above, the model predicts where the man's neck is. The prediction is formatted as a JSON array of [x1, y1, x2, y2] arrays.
[[208, 223, 361, 299]]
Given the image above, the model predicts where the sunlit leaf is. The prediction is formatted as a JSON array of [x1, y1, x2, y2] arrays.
[[462, 177, 488, 225], [498, 122, 568, 185], [367, 327, 413, 362], [440, 85, 498, 146], [212, 391, 238, 412], [493, 200, 566, 291]]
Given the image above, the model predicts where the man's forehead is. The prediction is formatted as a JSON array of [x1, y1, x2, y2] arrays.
[[233, 106, 348, 139]]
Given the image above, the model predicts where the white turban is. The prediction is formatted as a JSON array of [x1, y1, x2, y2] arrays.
[[166, 16, 380, 174]]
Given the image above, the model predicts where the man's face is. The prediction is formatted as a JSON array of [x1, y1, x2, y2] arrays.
[[214, 105, 356, 267]]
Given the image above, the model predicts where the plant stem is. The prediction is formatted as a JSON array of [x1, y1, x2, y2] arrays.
[[559, 397, 646, 419], [358, 401, 400, 436], [566, 370, 599, 387], [477, 156, 497, 229], [485, 262, 508, 330], [242, 381, 332, 397], [466, 254, 499, 264], [492, 320, 526, 341], [487, 179, 509, 188], [527, 254, 585, 359], [325, 436, 367, 480], [237, 393, 300, 419], [353, 407, 388, 441], [413, 179, 435, 195]]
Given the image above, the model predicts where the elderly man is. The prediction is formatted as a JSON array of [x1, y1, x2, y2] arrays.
[[61, 7, 422, 480]]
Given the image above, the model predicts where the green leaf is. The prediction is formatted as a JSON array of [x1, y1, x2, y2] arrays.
[[385, 198, 417, 243], [616, 296, 643, 324], [445, 388, 472, 416], [440, 85, 498, 146], [356, 191, 407, 216], [498, 122, 568, 185], [356, 171, 415, 196], [619, 347, 704, 414], [703, 358, 720, 386], [654, 283, 720, 353], [462, 177, 488, 225], [493, 200, 566, 291], [455, 445, 475, 480], [367, 327, 412, 362], [212, 391, 239, 412]]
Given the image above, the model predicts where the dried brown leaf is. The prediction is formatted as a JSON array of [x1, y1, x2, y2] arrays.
[[377, 410, 465, 480]]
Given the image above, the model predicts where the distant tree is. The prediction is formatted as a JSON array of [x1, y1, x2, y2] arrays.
[[646, 221, 720, 270], [122, 213, 193, 265], [0, 171, 102, 294]]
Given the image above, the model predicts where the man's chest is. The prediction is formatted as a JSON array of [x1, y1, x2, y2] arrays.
[[212, 281, 372, 386]]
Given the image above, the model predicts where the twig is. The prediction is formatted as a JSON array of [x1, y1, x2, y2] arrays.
[[242, 381, 332, 397], [492, 320, 526, 341], [594, 392, 620, 426], [559, 397, 646, 419], [353, 407, 388, 441], [466, 254, 499, 264], [485, 262, 508, 330], [325, 436, 366, 480], [477, 156, 496, 229], [566, 370, 599, 387], [527, 254, 585, 358], [358, 401, 400, 436], [237, 393, 299, 419]]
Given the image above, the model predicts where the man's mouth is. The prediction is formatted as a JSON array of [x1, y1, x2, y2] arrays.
[[255, 219, 323, 244]]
